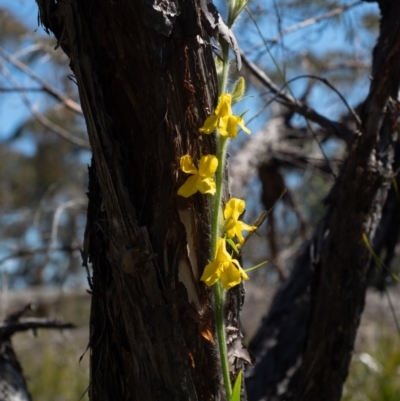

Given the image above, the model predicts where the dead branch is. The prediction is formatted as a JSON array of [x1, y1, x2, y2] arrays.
[[241, 52, 355, 145], [0, 46, 82, 115], [0, 303, 75, 341], [0, 64, 90, 149]]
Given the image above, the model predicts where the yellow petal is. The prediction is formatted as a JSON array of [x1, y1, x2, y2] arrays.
[[178, 175, 200, 198], [201, 260, 222, 287], [201, 238, 248, 290], [217, 115, 229, 137], [237, 222, 256, 244], [180, 155, 198, 174], [215, 238, 231, 262], [239, 221, 256, 232], [220, 257, 248, 290], [232, 259, 249, 281], [220, 262, 242, 290], [237, 117, 251, 134], [234, 224, 245, 244], [198, 155, 218, 177], [215, 94, 232, 117], [224, 219, 237, 239], [218, 115, 240, 138], [226, 115, 240, 138], [197, 177, 216, 195], [224, 198, 245, 221], [199, 115, 219, 134]]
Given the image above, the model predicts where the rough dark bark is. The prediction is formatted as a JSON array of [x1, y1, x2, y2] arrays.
[[35, 0, 245, 400]]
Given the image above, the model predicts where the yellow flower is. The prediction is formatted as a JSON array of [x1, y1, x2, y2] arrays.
[[223, 198, 256, 245], [199, 94, 251, 138], [177, 155, 218, 198], [201, 238, 249, 290]]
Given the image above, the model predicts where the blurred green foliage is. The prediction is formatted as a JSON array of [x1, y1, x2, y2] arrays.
[[344, 331, 400, 401]]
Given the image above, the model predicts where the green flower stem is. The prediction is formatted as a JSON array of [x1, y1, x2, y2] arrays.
[[213, 281, 232, 399], [210, 137, 229, 257], [210, 134, 230, 398], [218, 41, 230, 96], [211, 15, 233, 398]]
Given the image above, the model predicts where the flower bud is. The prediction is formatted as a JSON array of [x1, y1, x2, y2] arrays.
[[231, 77, 245, 103]]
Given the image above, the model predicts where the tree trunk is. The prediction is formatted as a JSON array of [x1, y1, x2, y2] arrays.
[[35, 0, 242, 399]]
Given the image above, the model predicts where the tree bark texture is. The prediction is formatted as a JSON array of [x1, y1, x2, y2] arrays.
[[35, 0, 242, 400], [246, 1, 400, 400]]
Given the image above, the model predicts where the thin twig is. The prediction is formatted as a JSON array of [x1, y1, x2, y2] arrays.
[[0, 46, 82, 115], [280, 74, 361, 127], [0, 303, 75, 339], [241, 52, 355, 145], [0, 244, 83, 266], [0, 87, 46, 92], [0, 318, 75, 331], [30, 107, 91, 149], [45, 198, 87, 266], [0, 64, 90, 149]]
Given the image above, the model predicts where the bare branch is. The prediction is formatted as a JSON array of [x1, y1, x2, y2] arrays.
[[30, 106, 91, 149], [0, 46, 82, 115], [0, 64, 91, 149], [241, 52, 355, 144], [0, 244, 83, 266], [0, 304, 75, 340], [0, 318, 75, 332], [0, 87, 46, 92]]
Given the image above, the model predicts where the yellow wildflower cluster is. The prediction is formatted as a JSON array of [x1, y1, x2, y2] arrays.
[[177, 93, 253, 290], [200, 199, 256, 290]]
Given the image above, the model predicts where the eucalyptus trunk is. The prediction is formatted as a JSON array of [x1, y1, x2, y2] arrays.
[[35, 0, 243, 399]]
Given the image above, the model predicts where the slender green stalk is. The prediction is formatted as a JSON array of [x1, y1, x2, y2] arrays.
[[218, 41, 230, 96], [210, 137, 229, 257], [211, 10, 236, 399], [210, 122, 230, 400], [214, 281, 232, 398]]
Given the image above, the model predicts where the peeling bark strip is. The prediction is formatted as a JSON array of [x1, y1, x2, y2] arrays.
[[298, 2, 400, 400], [35, 0, 243, 399]]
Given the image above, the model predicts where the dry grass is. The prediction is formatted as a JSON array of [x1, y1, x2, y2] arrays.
[[4, 285, 400, 400], [6, 288, 90, 401]]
